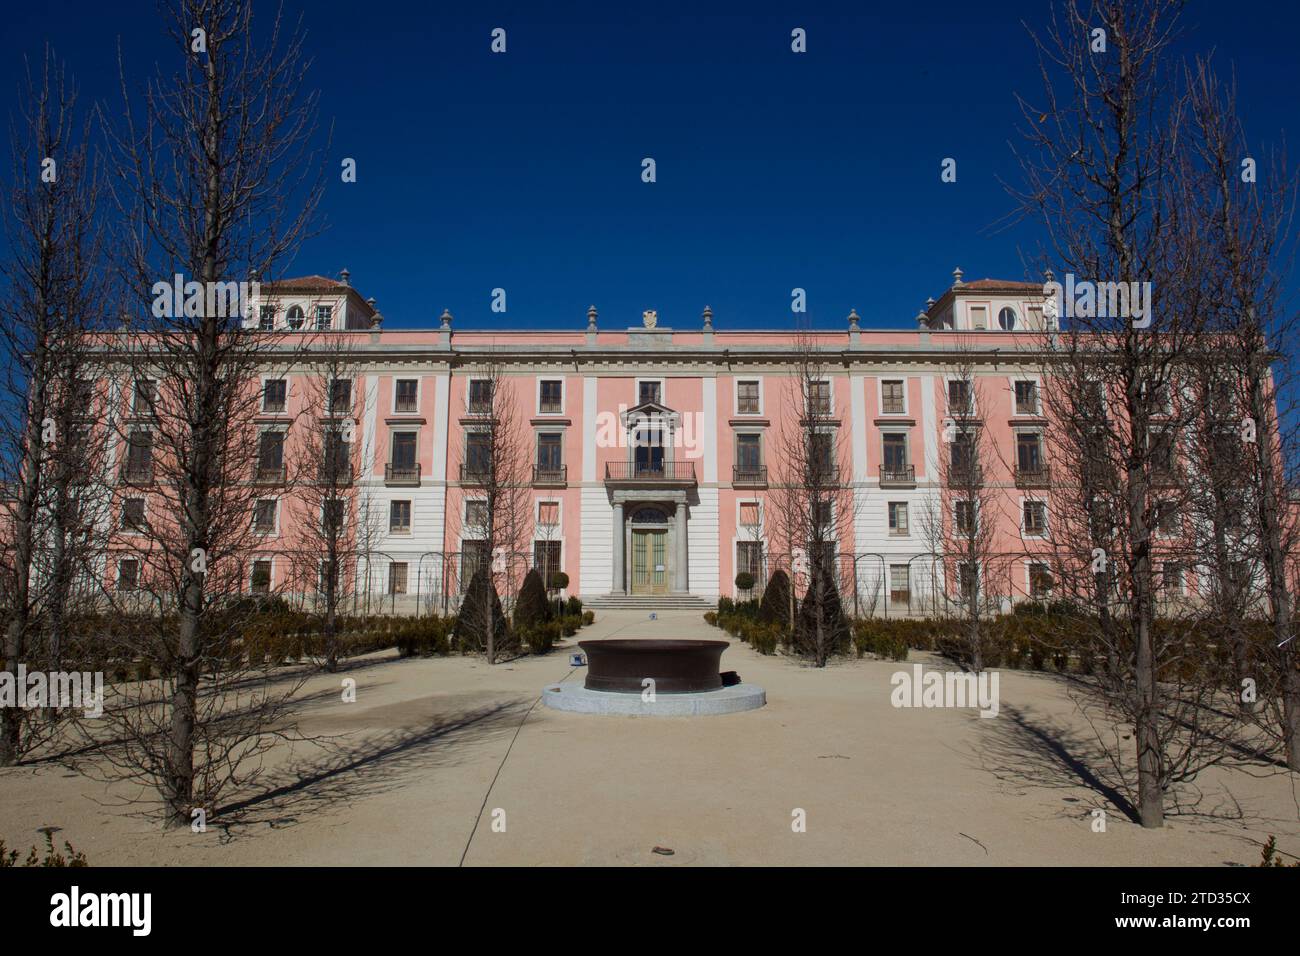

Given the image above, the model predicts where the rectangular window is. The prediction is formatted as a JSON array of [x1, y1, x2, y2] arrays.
[[251, 559, 272, 595], [539, 380, 563, 414], [534, 541, 562, 581], [736, 541, 763, 580], [126, 431, 154, 478], [807, 380, 832, 416], [537, 502, 559, 526], [259, 305, 275, 331], [882, 434, 908, 472], [881, 380, 905, 414], [1155, 500, 1179, 534], [323, 431, 351, 480], [257, 431, 284, 476], [1029, 563, 1054, 598], [465, 500, 488, 532], [958, 562, 978, 602], [133, 379, 156, 415], [466, 432, 490, 476], [814, 500, 833, 533], [390, 500, 412, 533], [262, 379, 287, 413], [536, 433, 563, 470], [122, 497, 146, 531], [955, 500, 976, 535], [949, 431, 975, 473], [638, 380, 661, 405], [315, 305, 333, 330], [395, 379, 418, 413], [809, 432, 834, 474], [1015, 381, 1039, 415], [1161, 562, 1184, 596], [469, 379, 494, 413], [391, 432, 417, 469], [890, 564, 910, 605], [888, 501, 909, 535], [253, 499, 277, 533], [117, 558, 140, 591], [461, 541, 489, 587], [322, 499, 346, 534], [1016, 433, 1043, 473], [948, 379, 972, 414], [1023, 500, 1047, 535], [736, 380, 760, 415], [736, 434, 762, 473], [330, 378, 352, 414], [388, 562, 408, 595]]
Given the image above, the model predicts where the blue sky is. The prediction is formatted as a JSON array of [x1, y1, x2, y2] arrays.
[[3, 1, 1297, 331]]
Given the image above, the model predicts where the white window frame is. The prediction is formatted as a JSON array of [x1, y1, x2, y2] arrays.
[[887, 500, 910, 536], [536, 377, 566, 415], [389, 499, 414, 535], [733, 377, 764, 416], [464, 497, 489, 535], [314, 304, 334, 331], [877, 377, 909, 416], [634, 377, 666, 407], [466, 377, 494, 413], [805, 377, 835, 416], [121, 496, 148, 535], [1026, 561, 1054, 599], [997, 305, 1019, 331], [943, 374, 976, 416], [252, 497, 280, 536], [260, 374, 289, 414], [1020, 497, 1048, 539], [534, 498, 563, 532], [736, 499, 763, 537], [1011, 375, 1042, 416], [250, 557, 275, 594]]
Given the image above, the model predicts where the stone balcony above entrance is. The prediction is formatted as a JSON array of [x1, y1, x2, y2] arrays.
[[604, 460, 697, 487]]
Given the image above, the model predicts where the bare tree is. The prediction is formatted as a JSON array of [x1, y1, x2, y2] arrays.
[[95, 0, 326, 825], [0, 49, 104, 763], [768, 331, 856, 666], [451, 361, 529, 663]]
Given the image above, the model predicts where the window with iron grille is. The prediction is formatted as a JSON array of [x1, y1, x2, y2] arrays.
[[736, 380, 760, 414], [117, 558, 139, 591], [388, 561, 408, 595], [465, 500, 488, 533], [461, 541, 489, 587], [736, 541, 763, 579], [395, 379, 418, 412], [251, 560, 272, 594], [881, 380, 905, 414], [890, 564, 910, 604], [539, 380, 563, 413], [534, 540, 561, 581]]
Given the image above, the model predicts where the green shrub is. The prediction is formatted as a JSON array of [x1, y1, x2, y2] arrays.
[[0, 832, 88, 868], [581, 610, 595, 626], [717, 596, 735, 615], [734, 571, 755, 592], [559, 615, 580, 637], [703, 611, 719, 627], [792, 567, 852, 663], [514, 569, 553, 632], [750, 624, 779, 655], [759, 570, 793, 627], [565, 596, 583, 617], [850, 621, 909, 661], [455, 567, 512, 657], [548, 571, 570, 591], [522, 620, 561, 655]]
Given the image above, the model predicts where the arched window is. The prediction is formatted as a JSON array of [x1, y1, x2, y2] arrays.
[[630, 507, 668, 524], [998, 306, 1018, 331], [286, 305, 305, 330]]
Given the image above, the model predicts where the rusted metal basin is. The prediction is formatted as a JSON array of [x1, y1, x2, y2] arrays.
[[579, 639, 729, 693]]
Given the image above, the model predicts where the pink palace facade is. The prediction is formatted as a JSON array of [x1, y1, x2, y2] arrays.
[[162, 267, 1075, 615]]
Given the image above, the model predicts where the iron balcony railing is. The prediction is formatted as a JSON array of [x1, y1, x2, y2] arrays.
[[385, 462, 421, 486], [1013, 463, 1051, 489], [604, 461, 697, 483], [533, 464, 567, 486], [946, 464, 983, 488], [879, 464, 916, 487], [732, 465, 768, 487], [252, 463, 287, 484]]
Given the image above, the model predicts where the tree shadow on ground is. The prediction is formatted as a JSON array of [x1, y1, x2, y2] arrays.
[[209, 699, 527, 838]]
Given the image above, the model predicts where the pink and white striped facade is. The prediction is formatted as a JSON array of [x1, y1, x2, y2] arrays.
[[192, 271, 1069, 613]]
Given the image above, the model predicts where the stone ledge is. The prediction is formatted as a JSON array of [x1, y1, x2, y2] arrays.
[[540, 680, 766, 717]]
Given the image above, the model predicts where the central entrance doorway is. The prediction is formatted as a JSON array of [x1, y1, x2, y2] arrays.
[[630, 528, 668, 594]]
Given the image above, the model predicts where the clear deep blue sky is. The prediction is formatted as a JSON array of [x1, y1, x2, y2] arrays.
[[4, 1, 1297, 331]]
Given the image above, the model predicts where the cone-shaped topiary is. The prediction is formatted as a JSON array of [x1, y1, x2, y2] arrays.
[[759, 569, 793, 627], [513, 568, 553, 631], [456, 567, 512, 660], [793, 566, 851, 666]]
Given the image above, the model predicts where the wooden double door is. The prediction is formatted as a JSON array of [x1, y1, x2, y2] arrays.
[[630, 529, 668, 594]]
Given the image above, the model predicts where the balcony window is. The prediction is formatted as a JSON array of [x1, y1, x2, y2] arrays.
[[537, 433, 563, 472], [323, 431, 351, 481], [539, 380, 563, 414], [395, 379, 418, 413], [262, 379, 287, 413], [881, 380, 905, 414], [633, 430, 665, 474], [736, 433, 762, 475], [1016, 433, 1044, 474], [737, 380, 760, 415], [809, 432, 834, 475], [465, 432, 491, 477], [391, 432, 417, 471], [125, 431, 154, 479], [882, 434, 907, 473]]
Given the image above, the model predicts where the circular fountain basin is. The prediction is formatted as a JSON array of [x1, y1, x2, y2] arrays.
[[580, 638, 728, 693]]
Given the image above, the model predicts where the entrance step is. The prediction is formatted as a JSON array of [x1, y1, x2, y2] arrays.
[[582, 593, 715, 611]]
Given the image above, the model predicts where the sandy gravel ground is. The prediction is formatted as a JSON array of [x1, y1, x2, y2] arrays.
[[1, 608, 1297, 866]]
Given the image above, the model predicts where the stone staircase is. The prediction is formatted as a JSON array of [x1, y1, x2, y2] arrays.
[[582, 593, 715, 612]]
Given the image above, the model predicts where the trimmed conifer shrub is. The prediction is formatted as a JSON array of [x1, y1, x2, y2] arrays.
[[514, 568, 552, 631], [759, 569, 793, 627], [455, 567, 512, 660], [793, 566, 851, 666]]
